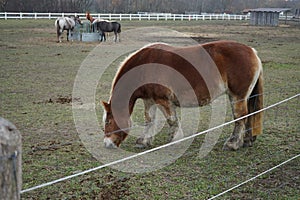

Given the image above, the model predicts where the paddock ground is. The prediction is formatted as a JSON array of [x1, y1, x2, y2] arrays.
[[0, 19, 299, 199]]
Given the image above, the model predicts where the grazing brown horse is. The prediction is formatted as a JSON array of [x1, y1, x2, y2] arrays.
[[102, 40, 263, 150]]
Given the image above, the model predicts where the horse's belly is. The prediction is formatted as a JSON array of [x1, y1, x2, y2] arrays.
[[171, 83, 226, 108], [170, 89, 211, 108]]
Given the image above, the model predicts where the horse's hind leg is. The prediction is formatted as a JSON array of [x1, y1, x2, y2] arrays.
[[136, 99, 157, 148], [66, 30, 69, 41], [57, 29, 62, 43], [223, 96, 248, 150]]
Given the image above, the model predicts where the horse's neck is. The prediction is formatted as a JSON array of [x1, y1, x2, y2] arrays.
[[88, 16, 95, 23]]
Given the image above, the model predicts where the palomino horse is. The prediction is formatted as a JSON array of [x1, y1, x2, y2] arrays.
[[55, 15, 82, 43], [86, 12, 121, 42], [102, 41, 263, 151]]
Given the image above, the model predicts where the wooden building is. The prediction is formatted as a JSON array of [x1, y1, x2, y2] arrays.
[[245, 8, 291, 26]]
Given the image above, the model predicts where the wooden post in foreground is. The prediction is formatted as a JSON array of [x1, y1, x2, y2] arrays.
[[0, 117, 22, 200]]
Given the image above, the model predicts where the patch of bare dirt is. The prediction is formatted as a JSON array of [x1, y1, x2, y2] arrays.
[[30, 141, 73, 152], [33, 95, 81, 105], [190, 36, 218, 43], [98, 174, 131, 200]]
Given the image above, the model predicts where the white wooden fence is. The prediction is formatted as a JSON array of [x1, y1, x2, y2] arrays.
[[0, 12, 250, 21]]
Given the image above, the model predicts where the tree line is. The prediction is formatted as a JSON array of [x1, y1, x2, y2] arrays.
[[1, 0, 299, 14]]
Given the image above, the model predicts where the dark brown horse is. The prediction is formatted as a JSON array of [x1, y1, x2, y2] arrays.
[[102, 40, 263, 150], [86, 12, 121, 42]]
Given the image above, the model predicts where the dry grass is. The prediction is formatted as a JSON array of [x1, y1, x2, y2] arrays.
[[0, 19, 299, 199]]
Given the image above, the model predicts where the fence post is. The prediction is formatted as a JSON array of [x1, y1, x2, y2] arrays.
[[0, 118, 22, 200]]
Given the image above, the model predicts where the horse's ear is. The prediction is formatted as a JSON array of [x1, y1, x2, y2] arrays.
[[102, 101, 110, 112]]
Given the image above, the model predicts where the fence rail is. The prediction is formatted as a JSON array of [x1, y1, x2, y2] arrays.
[[0, 12, 252, 21]]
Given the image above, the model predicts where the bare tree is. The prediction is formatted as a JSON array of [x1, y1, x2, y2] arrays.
[[2, 0, 299, 13], [0, 0, 8, 11]]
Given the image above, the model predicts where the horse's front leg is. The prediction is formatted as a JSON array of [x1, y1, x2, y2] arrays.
[[223, 98, 247, 150], [157, 100, 183, 142], [114, 32, 117, 42], [166, 104, 183, 142], [100, 32, 106, 42], [70, 28, 75, 42], [136, 99, 157, 148]]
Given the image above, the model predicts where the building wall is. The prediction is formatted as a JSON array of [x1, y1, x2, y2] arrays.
[[250, 11, 280, 26]]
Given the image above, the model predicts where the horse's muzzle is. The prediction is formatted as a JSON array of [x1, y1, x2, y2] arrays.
[[104, 137, 117, 149]]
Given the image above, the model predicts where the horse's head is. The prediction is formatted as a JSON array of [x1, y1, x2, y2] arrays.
[[102, 101, 129, 148], [74, 15, 82, 25], [86, 12, 93, 22], [69, 15, 82, 25]]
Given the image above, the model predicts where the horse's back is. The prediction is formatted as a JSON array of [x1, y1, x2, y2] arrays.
[[200, 41, 262, 97], [114, 41, 261, 104], [95, 20, 119, 31], [117, 41, 260, 80]]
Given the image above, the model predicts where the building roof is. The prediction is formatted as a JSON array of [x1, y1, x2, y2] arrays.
[[245, 8, 292, 13]]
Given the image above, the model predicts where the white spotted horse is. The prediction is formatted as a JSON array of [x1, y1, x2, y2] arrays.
[[102, 41, 264, 151], [55, 15, 82, 43]]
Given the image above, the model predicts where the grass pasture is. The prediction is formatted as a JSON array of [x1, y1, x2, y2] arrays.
[[0, 19, 299, 199]]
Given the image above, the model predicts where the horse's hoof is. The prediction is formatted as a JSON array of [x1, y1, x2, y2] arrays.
[[223, 143, 239, 151], [243, 136, 257, 148], [135, 144, 147, 149], [223, 137, 243, 151], [135, 137, 152, 148], [243, 137, 253, 147]]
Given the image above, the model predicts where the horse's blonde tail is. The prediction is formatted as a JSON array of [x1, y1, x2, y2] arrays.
[[248, 65, 263, 136]]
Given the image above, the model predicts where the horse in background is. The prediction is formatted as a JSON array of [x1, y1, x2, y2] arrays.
[[86, 12, 105, 39], [102, 41, 264, 150], [94, 20, 121, 42], [55, 15, 82, 43], [86, 12, 121, 42]]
